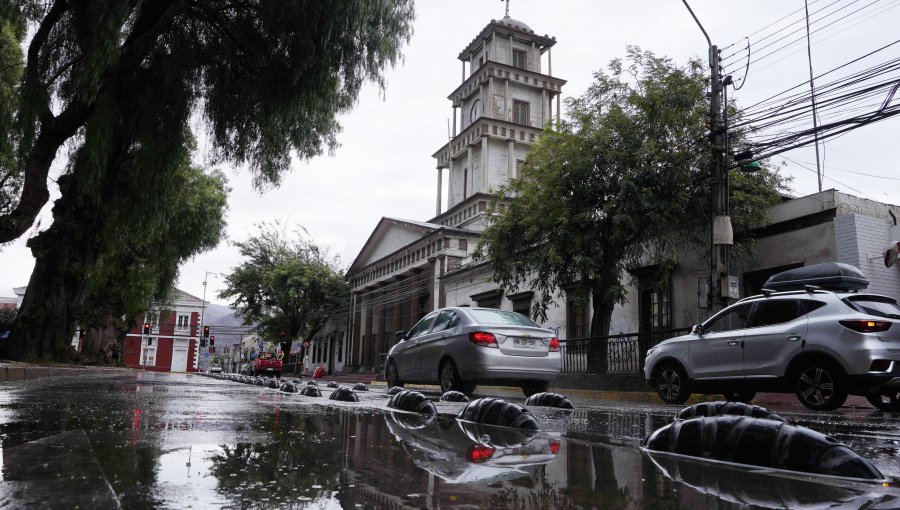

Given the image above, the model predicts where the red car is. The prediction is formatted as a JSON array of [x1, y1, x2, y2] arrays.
[[252, 352, 283, 377]]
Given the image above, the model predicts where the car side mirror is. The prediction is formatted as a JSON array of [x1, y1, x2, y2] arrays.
[[395, 330, 407, 341], [691, 324, 703, 335]]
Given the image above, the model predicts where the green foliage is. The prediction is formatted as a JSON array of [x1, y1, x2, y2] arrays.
[[476, 48, 788, 334], [1, 0, 412, 361], [0, 306, 14, 328], [219, 223, 349, 348], [0, 1, 23, 219], [0, 0, 416, 243]]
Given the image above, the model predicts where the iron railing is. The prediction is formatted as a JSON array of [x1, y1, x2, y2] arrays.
[[559, 328, 691, 374]]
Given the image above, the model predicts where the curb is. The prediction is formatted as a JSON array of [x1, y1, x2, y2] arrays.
[[0, 363, 126, 383]]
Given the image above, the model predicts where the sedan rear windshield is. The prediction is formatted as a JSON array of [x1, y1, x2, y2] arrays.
[[468, 309, 539, 327], [844, 296, 900, 319]]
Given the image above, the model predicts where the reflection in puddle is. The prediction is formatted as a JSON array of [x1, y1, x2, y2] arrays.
[[383, 412, 558, 484], [2, 373, 900, 508], [646, 450, 900, 509]]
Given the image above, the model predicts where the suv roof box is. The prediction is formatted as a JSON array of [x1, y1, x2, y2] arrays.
[[763, 262, 868, 292]]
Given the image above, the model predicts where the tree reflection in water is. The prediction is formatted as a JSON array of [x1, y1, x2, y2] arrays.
[[208, 408, 347, 507]]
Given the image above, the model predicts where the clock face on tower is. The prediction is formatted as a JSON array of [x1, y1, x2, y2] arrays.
[[470, 99, 481, 123]]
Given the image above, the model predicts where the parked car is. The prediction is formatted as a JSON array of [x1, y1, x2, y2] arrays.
[[208, 365, 222, 374], [252, 352, 283, 377], [384, 307, 561, 396], [644, 263, 900, 411]]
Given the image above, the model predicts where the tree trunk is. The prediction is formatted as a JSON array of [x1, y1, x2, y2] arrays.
[[4, 164, 104, 362], [81, 313, 125, 365], [4, 239, 87, 362], [586, 271, 620, 374]]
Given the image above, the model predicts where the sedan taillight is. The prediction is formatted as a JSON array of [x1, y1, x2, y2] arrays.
[[549, 337, 560, 352], [469, 331, 498, 348], [840, 320, 892, 333], [466, 444, 495, 463]]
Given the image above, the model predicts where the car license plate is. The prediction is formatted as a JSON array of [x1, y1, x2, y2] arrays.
[[513, 338, 535, 347]]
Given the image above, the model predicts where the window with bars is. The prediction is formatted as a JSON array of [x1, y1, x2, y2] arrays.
[[566, 290, 589, 338], [513, 100, 529, 125], [640, 285, 672, 332], [512, 49, 527, 70]]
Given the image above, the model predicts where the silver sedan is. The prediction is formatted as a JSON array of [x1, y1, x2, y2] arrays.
[[384, 307, 561, 396]]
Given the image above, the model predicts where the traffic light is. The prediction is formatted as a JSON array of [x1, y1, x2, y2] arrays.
[[280, 330, 286, 340], [208, 346, 213, 353], [200, 338, 207, 348], [203, 325, 210, 338], [210, 335, 215, 346], [143, 322, 150, 334]]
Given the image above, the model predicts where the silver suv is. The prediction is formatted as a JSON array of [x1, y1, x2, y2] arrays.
[[644, 265, 900, 411]]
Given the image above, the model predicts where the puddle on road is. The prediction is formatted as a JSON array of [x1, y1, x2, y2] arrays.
[[1, 372, 900, 509]]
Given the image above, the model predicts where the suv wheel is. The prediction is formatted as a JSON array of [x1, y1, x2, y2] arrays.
[[866, 392, 900, 412], [723, 389, 756, 403], [794, 362, 848, 411], [654, 363, 691, 404]]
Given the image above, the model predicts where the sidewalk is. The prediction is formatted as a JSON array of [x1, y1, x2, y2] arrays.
[[0, 361, 126, 382]]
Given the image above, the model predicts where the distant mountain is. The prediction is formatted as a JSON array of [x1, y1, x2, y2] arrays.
[[203, 304, 254, 345]]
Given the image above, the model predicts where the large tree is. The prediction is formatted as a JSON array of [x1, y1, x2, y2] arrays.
[[219, 223, 349, 357], [0, 0, 414, 361], [476, 48, 788, 372]]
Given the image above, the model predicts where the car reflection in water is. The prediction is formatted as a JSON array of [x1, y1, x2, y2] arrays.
[[384, 411, 560, 484], [645, 449, 900, 510]]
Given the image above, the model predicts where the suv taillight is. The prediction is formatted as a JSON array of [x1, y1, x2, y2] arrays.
[[469, 331, 498, 348], [549, 337, 560, 352], [839, 320, 892, 333]]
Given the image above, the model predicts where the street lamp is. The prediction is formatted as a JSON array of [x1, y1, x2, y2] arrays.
[[196, 270, 223, 370]]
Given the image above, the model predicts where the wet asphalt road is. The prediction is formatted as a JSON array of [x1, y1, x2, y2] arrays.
[[2, 371, 900, 509]]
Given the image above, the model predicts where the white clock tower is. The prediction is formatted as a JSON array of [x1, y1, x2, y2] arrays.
[[430, 12, 566, 230]]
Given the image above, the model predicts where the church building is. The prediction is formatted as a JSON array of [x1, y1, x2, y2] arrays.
[[344, 13, 566, 371]]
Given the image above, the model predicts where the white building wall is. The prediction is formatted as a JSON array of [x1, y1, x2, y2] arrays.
[[442, 265, 570, 338], [494, 34, 510, 65], [836, 213, 900, 298]]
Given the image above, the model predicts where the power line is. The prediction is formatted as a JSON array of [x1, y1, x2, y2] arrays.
[[781, 155, 880, 200]]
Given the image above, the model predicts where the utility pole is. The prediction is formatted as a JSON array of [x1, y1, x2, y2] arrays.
[[682, 0, 733, 313]]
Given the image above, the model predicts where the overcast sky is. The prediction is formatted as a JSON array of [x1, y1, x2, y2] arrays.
[[1, 0, 898, 305]]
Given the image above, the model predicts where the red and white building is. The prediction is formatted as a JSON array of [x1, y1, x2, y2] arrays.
[[124, 289, 204, 372]]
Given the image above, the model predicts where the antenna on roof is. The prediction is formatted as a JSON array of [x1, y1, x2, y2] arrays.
[[502, 0, 510, 17]]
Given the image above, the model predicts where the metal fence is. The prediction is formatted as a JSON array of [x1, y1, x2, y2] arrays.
[[559, 328, 691, 374]]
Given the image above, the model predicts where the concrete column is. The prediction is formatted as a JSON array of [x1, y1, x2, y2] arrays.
[[448, 157, 454, 207], [374, 298, 385, 362], [467, 146, 473, 197], [504, 78, 510, 122], [452, 106, 457, 136], [556, 93, 561, 128], [531, 42, 536, 72], [481, 136, 489, 191], [548, 46, 552, 76], [461, 60, 465, 82], [488, 77, 494, 119], [435, 167, 442, 216], [542, 89, 549, 127], [508, 139, 515, 179]]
